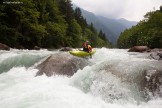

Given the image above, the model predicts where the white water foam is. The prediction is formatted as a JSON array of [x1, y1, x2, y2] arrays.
[[0, 49, 55, 73], [0, 67, 161, 108], [0, 48, 162, 108]]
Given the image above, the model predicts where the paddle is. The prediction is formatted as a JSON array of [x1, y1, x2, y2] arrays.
[[89, 51, 92, 58], [90, 53, 92, 58]]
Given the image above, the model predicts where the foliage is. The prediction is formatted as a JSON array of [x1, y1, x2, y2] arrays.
[[117, 7, 162, 48], [0, 0, 111, 49]]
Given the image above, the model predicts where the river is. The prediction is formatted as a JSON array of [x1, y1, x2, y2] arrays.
[[0, 48, 162, 108]]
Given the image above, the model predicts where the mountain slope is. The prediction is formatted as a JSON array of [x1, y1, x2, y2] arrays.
[[97, 16, 127, 43], [117, 18, 137, 28], [79, 8, 137, 44]]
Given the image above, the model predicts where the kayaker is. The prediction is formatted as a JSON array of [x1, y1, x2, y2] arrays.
[[82, 41, 92, 53]]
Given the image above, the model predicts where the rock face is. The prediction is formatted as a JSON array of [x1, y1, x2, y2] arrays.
[[60, 47, 72, 51], [150, 49, 162, 60], [158, 53, 162, 58], [140, 70, 162, 98], [150, 53, 162, 60], [34, 46, 40, 50], [128, 46, 150, 52], [36, 53, 89, 77], [0, 43, 10, 50]]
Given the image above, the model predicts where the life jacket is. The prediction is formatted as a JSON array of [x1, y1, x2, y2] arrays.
[[82, 42, 92, 52], [88, 45, 92, 52]]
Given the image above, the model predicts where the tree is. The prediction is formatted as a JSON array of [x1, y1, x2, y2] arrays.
[[66, 19, 82, 47], [99, 30, 106, 40], [58, 0, 74, 23], [117, 6, 162, 48], [0, 0, 111, 49], [44, 22, 66, 48], [74, 7, 87, 31]]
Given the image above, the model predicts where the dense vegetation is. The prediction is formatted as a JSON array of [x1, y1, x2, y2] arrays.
[[0, 0, 111, 49], [117, 6, 162, 48]]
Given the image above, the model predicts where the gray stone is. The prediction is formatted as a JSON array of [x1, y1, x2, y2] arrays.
[[36, 52, 89, 77], [0, 43, 10, 50], [128, 46, 150, 52]]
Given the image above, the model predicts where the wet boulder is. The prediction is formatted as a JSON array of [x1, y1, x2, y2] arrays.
[[34, 46, 41, 50], [0, 43, 10, 50], [150, 52, 162, 60], [158, 53, 162, 58], [150, 49, 162, 60], [141, 70, 162, 98], [150, 48, 162, 52], [60, 47, 72, 51], [36, 53, 89, 77], [128, 46, 150, 52]]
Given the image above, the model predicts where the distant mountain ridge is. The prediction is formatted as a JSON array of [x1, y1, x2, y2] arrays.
[[117, 18, 137, 28], [73, 5, 137, 44]]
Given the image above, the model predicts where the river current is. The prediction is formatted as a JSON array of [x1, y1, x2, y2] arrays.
[[0, 48, 162, 108]]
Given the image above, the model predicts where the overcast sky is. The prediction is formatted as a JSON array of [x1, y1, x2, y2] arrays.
[[72, 0, 162, 21]]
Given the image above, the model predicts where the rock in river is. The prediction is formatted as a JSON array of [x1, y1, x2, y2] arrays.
[[128, 46, 150, 52], [0, 43, 10, 50], [36, 52, 89, 77]]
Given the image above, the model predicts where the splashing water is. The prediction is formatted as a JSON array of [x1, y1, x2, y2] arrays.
[[0, 48, 162, 108]]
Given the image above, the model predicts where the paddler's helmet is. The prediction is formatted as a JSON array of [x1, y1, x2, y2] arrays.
[[86, 40, 89, 44]]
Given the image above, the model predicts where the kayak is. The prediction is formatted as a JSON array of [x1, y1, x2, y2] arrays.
[[69, 50, 96, 57]]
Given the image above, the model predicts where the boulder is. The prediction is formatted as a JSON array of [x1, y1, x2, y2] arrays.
[[150, 48, 162, 52], [0, 43, 10, 50], [140, 70, 162, 98], [128, 46, 150, 52], [36, 53, 89, 77], [60, 47, 72, 51], [157, 53, 162, 58], [34, 46, 40, 50], [150, 52, 162, 60], [149, 48, 162, 60]]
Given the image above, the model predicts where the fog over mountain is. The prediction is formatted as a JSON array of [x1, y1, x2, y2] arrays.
[[79, 7, 137, 44], [72, 0, 162, 21]]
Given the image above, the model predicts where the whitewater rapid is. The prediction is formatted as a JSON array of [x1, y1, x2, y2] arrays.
[[0, 48, 162, 108]]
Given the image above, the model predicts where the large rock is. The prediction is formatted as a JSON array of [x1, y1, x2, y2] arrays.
[[36, 53, 89, 77], [0, 43, 10, 50], [60, 47, 72, 51], [150, 48, 162, 52], [34, 46, 41, 50], [128, 46, 150, 52], [150, 48, 162, 60], [158, 53, 162, 58], [140, 70, 162, 98], [150, 53, 162, 60]]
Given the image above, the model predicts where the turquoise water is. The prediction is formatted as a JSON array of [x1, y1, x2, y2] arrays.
[[0, 48, 161, 108]]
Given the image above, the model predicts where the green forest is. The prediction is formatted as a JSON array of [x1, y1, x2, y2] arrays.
[[0, 0, 111, 49], [117, 6, 162, 49]]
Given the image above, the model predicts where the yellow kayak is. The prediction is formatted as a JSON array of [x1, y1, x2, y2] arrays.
[[69, 50, 96, 57]]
